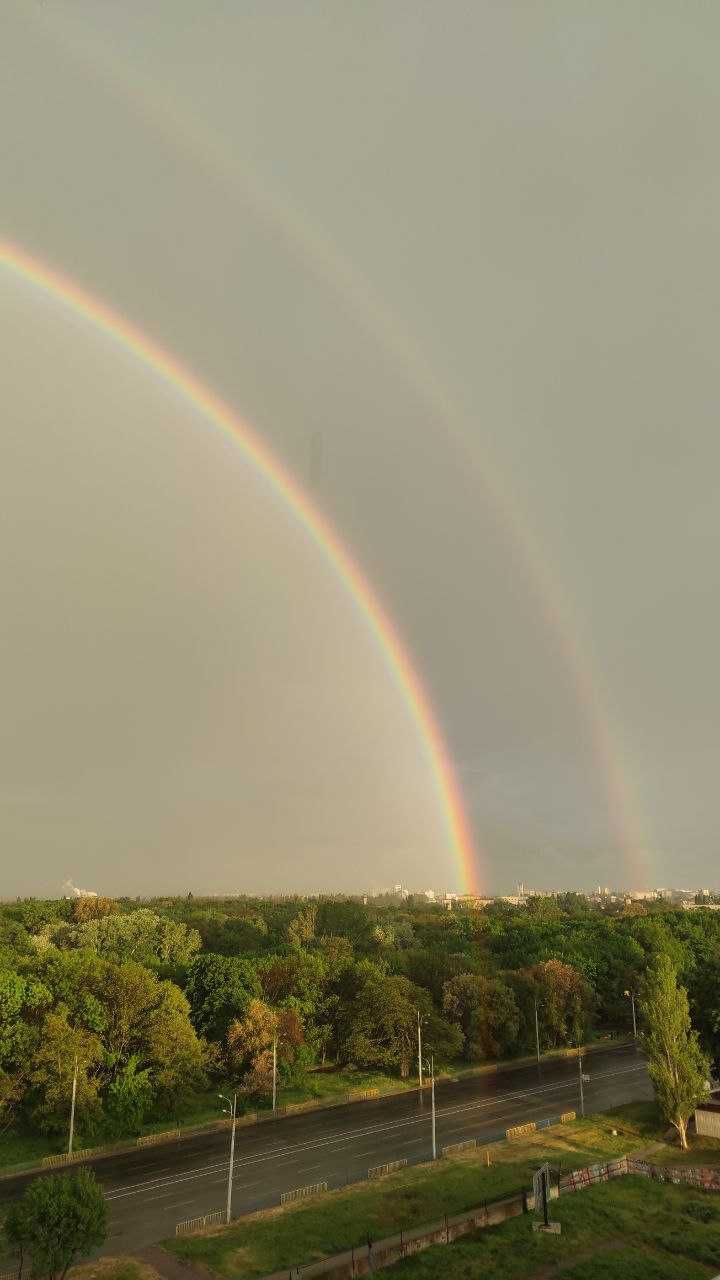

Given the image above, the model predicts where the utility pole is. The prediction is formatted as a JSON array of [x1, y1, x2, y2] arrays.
[[624, 989, 637, 1042], [534, 1000, 541, 1066], [578, 1052, 585, 1119], [430, 1054, 436, 1160], [272, 1036, 278, 1113], [417, 1011, 423, 1093], [68, 1054, 78, 1156], [219, 1092, 237, 1224]]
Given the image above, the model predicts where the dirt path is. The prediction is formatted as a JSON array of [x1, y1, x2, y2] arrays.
[[135, 1245, 218, 1280]]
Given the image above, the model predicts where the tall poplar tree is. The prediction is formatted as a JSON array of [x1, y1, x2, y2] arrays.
[[640, 954, 709, 1149]]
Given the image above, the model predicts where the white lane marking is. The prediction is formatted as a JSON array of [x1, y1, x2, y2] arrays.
[[104, 1062, 646, 1202]]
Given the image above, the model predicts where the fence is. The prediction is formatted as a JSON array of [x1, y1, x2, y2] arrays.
[[281, 1181, 328, 1205], [560, 1156, 720, 1195], [176, 1209, 224, 1235], [506, 1121, 537, 1140], [41, 1149, 93, 1168], [347, 1088, 380, 1102], [368, 1159, 407, 1179], [137, 1128, 181, 1148], [442, 1138, 477, 1158]]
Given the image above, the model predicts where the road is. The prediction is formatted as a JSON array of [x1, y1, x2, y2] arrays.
[[0, 1044, 650, 1254]]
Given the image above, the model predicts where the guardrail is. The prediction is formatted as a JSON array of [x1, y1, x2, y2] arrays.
[[368, 1158, 407, 1179], [281, 1180, 328, 1205], [442, 1138, 477, 1158], [176, 1208, 224, 1235], [41, 1149, 93, 1168], [506, 1121, 537, 1140], [137, 1128, 181, 1148], [347, 1087, 380, 1102]]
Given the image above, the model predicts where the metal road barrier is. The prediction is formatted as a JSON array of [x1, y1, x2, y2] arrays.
[[41, 1149, 93, 1168], [281, 1180, 328, 1205], [175, 1209, 224, 1235], [137, 1128, 181, 1148], [347, 1087, 380, 1102], [442, 1138, 478, 1158], [506, 1121, 537, 1140], [368, 1158, 408, 1179]]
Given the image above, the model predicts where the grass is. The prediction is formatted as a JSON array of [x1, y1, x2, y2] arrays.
[[71, 1260, 160, 1280], [383, 1177, 720, 1278], [165, 1103, 674, 1279]]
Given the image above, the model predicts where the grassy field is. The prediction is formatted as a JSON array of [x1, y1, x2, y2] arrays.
[[384, 1177, 720, 1279], [71, 1260, 160, 1280], [165, 1103, 676, 1279]]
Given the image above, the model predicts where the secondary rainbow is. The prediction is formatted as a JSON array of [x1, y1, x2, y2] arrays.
[[0, 237, 480, 893]]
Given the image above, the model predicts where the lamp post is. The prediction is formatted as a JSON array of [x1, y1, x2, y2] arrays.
[[68, 1054, 78, 1156], [534, 999, 541, 1067], [272, 1036, 278, 1113], [424, 1054, 436, 1160], [578, 1052, 586, 1119], [219, 1091, 237, 1224], [624, 990, 637, 1041], [417, 1010, 423, 1094]]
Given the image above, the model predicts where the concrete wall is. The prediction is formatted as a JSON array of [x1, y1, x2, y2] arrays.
[[312, 1193, 525, 1279]]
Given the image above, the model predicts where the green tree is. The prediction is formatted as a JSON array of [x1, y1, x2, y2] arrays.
[[30, 1009, 103, 1136], [3, 1168, 106, 1280], [443, 974, 519, 1060], [185, 954, 259, 1043], [639, 954, 709, 1149]]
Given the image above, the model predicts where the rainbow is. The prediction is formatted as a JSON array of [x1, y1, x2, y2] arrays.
[[22, 6, 652, 884], [0, 237, 480, 893]]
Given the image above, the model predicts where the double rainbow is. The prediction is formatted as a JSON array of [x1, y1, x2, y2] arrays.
[[1, 238, 480, 893]]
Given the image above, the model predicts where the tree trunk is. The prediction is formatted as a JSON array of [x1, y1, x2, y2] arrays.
[[676, 1118, 688, 1150]]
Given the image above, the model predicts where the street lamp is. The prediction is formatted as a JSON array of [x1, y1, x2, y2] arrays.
[[423, 1054, 436, 1159], [272, 1036, 278, 1113], [534, 999, 541, 1067], [624, 990, 637, 1041], [68, 1054, 78, 1156], [219, 1092, 237, 1224]]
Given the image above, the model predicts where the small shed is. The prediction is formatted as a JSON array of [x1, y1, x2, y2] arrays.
[[695, 1090, 720, 1139]]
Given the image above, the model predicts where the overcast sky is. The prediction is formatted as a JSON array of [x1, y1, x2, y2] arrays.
[[2, 2, 720, 897]]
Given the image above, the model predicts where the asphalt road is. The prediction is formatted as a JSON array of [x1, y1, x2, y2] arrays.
[[0, 1044, 650, 1254]]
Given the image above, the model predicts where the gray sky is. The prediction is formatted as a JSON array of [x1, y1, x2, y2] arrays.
[[2, 1, 720, 896]]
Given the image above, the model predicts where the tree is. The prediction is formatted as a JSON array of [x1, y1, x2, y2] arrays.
[[443, 974, 519, 1060], [72, 897, 117, 925], [530, 960, 593, 1047], [227, 999, 307, 1095], [3, 1168, 106, 1280], [30, 1010, 103, 1136], [72, 909, 200, 969], [185, 954, 259, 1043], [639, 954, 709, 1149]]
